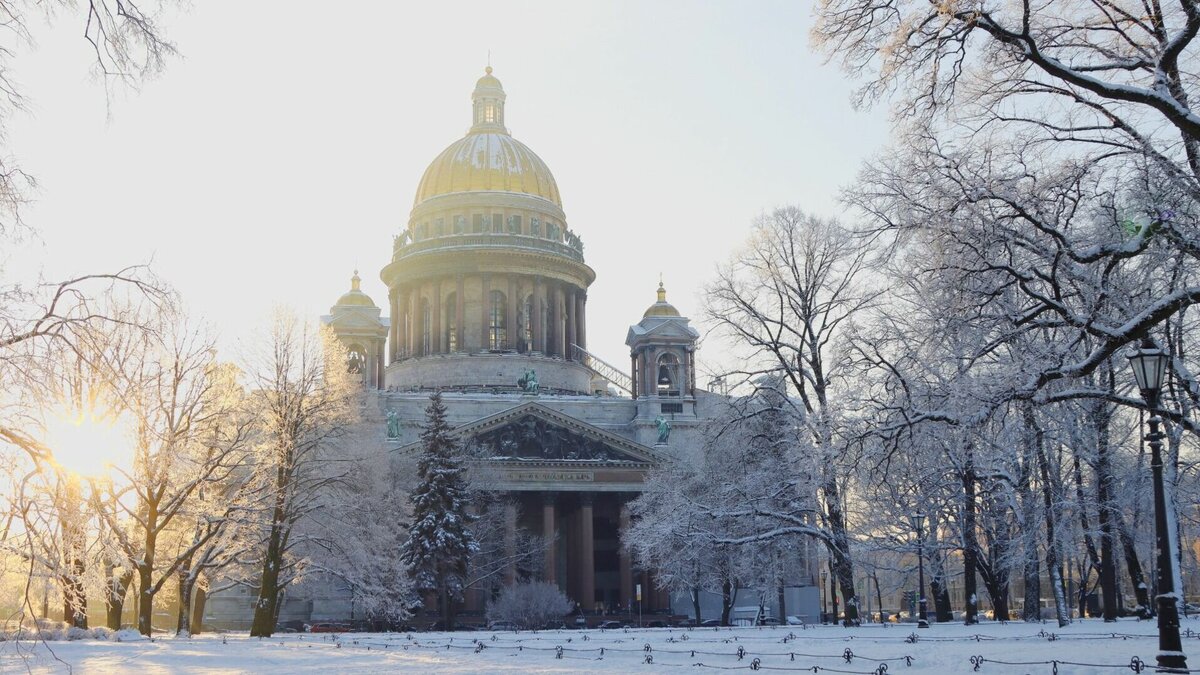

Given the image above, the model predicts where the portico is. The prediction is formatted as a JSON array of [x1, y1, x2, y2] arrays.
[[451, 401, 665, 615]]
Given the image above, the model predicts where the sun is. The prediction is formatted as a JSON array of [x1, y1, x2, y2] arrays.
[[40, 404, 134, 478]]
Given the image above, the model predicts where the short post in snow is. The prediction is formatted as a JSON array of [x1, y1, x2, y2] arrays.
[[1128, 337, 1187, 672]]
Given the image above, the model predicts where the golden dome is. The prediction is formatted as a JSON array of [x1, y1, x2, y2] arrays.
[[414, 132, 562, 207], [413, 68, 562, 208], [643, 281, 681, 318], [475, 65, 503, 91], [336, 270, 376, 308]]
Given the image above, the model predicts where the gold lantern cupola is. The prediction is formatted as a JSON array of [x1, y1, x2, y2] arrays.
[[471, 66, 507, 134], [643, 281, 681, 318]]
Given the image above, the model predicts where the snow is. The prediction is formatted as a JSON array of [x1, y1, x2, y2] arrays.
[[3, 618, 1196, 674]]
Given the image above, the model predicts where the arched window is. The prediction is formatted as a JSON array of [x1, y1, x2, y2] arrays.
[[657, 353, 681, 397], [489, 291, 507, 350], [421, 298, 432, 356], [347, 345, 366, 374], [445, 292, 457, 352]]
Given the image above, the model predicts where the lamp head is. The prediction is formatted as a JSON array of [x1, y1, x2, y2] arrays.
[[910, 512, 926, 531], [1128, 337, 1168, 398]]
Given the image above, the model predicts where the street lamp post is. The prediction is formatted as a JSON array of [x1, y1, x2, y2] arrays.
[[1128, 337, 1187, 672], [820, 571, 828, 623], [910, 513, 928, 627]]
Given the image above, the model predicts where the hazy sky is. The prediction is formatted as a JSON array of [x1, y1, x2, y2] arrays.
[[8, 1, 892, 374]]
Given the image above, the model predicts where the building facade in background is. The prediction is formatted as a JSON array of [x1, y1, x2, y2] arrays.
[[211, 69, 818, 628]]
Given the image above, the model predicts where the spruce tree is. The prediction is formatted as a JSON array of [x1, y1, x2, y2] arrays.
[[399, 391, 477, 629]]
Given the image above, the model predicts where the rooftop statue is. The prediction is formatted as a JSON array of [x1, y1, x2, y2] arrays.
[[654, 415, 671, 444], [518, 369, 539, 395], [386, 410, 400, 439]]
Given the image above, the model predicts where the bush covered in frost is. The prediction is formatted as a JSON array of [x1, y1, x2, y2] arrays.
[[485, 581, 572, 630]]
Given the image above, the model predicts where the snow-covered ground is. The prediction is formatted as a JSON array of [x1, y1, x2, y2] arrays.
[[3, 618, 1197, 674]]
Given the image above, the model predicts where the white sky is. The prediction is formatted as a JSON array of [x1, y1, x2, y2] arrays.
[[7, 0, 891, 375]]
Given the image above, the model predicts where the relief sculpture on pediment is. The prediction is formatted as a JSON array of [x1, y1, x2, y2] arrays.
[[473, 415, 621, 461]]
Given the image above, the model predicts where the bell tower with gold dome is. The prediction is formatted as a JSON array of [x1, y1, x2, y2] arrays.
[[381, 68, 596, 393], [323, 270, 389, 389], [626, 280, 700, 420]]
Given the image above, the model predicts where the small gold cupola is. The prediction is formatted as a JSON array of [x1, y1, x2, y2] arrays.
[[335, 269, 376, 308], [643, 280, 681, 318]]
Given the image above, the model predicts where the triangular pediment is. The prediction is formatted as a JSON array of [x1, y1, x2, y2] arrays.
[[626, 318, 700, 345], [325, 312, 389, 334], [452, 402, 661, 465]]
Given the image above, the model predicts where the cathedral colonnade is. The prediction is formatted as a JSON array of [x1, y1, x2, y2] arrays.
[[462, 490, 670, 616]]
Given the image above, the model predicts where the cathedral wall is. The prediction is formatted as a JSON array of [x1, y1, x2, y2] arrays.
[[384, 353, 593, 393]]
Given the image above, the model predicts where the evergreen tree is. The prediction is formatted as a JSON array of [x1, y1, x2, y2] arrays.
[[400, 391, 477, 629]]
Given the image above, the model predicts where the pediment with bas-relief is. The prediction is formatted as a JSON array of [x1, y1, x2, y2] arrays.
[[458, 403, 658, 464]]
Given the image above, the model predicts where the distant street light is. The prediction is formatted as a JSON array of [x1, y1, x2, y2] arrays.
[[820, 570, 828, 623], [1128, 337, 1187, 672], [910, 513, 928, 627]]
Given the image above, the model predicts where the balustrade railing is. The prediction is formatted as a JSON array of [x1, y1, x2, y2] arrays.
[[393, 232, 585, 263], [570, 343, 633, 395]]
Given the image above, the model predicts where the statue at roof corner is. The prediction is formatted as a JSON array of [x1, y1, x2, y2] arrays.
[[386, 410, 400, 439], [654, 415, 671, 445], [518, 368, 539, 395]]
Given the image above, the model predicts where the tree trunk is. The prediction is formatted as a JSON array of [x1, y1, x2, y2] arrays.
[[1023, 551, 1042, 622], [105, 569, 134, 630], [1034, 436, 1069, 626], [927, 542, 953, 622], [1070, 455, 1101, 574], [720, 577, 736, 626], [61, 569, 87, 629], [176, 565, 196, 637], [439, 571, 455, 630], [1024, 406, 1069, 627], [962, 445, 979, 625], [191, 586, 208, 635], [823, 475, 859, 625], [828, 563, 839, 623], [250, 501, 288, 637], [136, 499, 161, 637], [691, 587, 702, 624], [981, 571, 1009, 621], [1093, 393, 1119, 622], [57, 474, 88, 629], [873, 574, 884, 623], [1114, 511, 1152, 617], [777, 585, 786, 623], [136, 563, 155, 636], [1016, 407, 1043, 622], [60, 545, 87, 628]]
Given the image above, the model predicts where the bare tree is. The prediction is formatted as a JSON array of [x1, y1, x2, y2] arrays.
[[244, 312, 357, 638], [704, 206, 880, 624], [92, 317, 253, 636]]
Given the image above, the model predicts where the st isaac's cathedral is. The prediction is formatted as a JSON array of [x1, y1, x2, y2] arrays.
[[216, 68, 819, 627]]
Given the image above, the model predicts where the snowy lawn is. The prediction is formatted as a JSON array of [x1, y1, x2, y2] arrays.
[[4, 617, 1200, 674]]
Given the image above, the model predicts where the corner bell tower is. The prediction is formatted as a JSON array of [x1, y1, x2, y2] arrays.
[[626, 281, 700, 424], [323, 270, 389, 390]]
